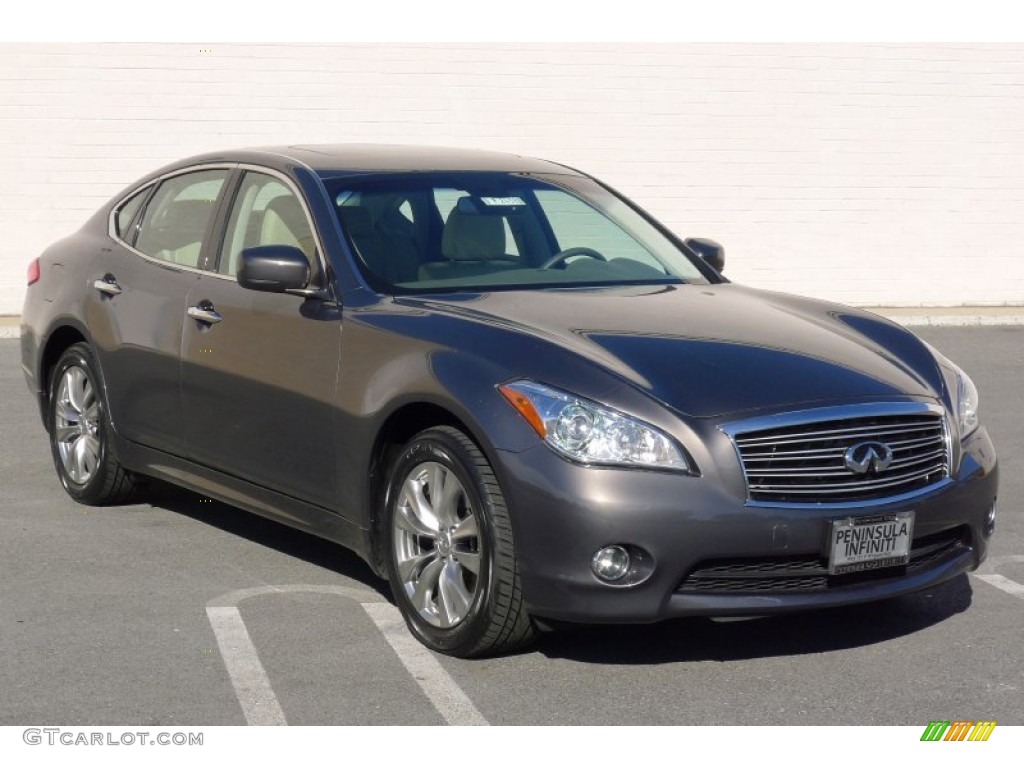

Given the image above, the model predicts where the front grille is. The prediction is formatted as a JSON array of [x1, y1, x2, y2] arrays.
[[676, 527, 968, 594], [733, 411, 949, 503]]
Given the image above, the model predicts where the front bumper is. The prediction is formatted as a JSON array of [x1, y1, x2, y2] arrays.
[[497, 426, 998, 624]]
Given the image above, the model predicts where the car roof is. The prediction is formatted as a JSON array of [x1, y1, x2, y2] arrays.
[[159, 144, 580, 177]]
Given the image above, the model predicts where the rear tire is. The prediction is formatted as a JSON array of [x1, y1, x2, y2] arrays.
[[383, 426, 535, 657], [48, 343, 141, 505]]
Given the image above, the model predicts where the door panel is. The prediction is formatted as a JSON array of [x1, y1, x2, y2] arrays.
[[84, 247, 197, 454], [181, 168, 340, 508], [86, 167, 232, 454], [181, 278, 341, 508]]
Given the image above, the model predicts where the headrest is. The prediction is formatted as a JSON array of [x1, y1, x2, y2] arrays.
[[442, 207, 507, 261], [162, 200, 214, 231], [337, 206, 374, 237], [263, 195, 307, 234]]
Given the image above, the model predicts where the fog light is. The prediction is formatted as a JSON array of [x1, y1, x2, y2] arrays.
[[986, 502, 997, 535], [592, 545, 631, 582]]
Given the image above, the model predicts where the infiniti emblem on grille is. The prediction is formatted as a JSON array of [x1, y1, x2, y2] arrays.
[[843, 441, 894, 475]]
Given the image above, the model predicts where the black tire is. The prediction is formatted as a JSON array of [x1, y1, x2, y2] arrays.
[[383, 426, 535, 658], [47, 343, 141, 505]]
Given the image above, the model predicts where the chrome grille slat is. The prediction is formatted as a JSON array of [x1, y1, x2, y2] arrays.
[[749, 462, 946, 493], [889, 448, 947, 468], [742, 432, 941, 461], [888, 434, 947, 450], [734, 419, 941, 443], [747, 450, 946, 477], [735, 423, 941, 449], [733, 410, 949, 503], [742, 447, 847, 460]]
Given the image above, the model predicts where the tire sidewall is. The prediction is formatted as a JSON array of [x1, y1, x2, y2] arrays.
[[383, 430, 500, 654], [48, 344, 111, 502]]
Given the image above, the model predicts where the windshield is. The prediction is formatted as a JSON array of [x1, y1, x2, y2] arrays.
[[322, 172, 710, 293]]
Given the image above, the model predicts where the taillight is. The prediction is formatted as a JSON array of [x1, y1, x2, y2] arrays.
[[27, 258, 40, 286]]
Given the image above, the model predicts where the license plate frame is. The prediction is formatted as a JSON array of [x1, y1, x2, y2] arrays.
[[828, 512, 914, 575]]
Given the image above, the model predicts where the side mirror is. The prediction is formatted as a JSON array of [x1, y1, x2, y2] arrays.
[[685, 237, 725, 273], [237, 245, 310, 293]]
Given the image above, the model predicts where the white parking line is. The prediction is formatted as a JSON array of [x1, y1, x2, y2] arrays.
[[362, 602, 489, 726], [206, 584, 488, 726], [974, 574, 1024, 600], [206, 606, 288, 726]]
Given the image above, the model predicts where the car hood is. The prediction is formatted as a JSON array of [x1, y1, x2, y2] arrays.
[[397, 284, 946, 419]]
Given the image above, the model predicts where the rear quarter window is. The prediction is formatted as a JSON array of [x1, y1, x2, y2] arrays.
[[114, 187, 150, 238]]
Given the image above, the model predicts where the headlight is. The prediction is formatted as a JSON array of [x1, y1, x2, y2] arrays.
[[924, 342, 980, 439], [498, 379, 689, 471], [956, 367, 979, 438]]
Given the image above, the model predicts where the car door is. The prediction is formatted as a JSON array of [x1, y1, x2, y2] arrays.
[[89, 167, 232, 455], [180, 168, 342, 509]]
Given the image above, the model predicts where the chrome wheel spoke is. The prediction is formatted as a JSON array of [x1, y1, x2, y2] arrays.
[[451, 514, 478, 541], [438, 561, 473, 625], [55, 424, 79, 443], [394, 502, 437, 539], [411, 557, 444, 614], [70, 437, 89, 482], [56, 401, 79, 425], [404, 476, 441, 533], [452, 548, 481, 575], [396, 482, 440, 538], [81, 377, 95, 414], [67, 367, 88, 412], [82, 435, 100, 472], [397, 550, 436, 584], [431, 465, 461, 528]]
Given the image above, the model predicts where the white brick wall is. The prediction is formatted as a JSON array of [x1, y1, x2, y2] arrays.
[[2, 42, 1023, 314]]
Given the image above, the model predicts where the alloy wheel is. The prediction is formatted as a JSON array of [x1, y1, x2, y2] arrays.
[[392, 461, 483, 628], [54, 365, 101, 485]]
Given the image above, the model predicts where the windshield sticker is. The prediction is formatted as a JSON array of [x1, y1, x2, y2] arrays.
[[480, 196, 525, 207]]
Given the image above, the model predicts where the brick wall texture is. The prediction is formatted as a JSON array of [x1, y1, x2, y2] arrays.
[[1, 42, 1022, 314]]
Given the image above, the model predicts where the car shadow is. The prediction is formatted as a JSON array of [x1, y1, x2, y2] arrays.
[[138, 480, 974, 664], [142, 479, 389, 599], [534, 574, 974, 664]]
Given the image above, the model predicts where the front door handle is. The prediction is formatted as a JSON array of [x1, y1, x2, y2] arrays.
[[93, 275, 122, 297], [187, 303, 222, 325]]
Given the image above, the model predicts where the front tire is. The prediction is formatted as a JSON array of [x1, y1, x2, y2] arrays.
[[383, 426, 535, 657], [48, 343, 140, 505]]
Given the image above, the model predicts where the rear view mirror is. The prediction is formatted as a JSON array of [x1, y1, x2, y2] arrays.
[[237, 246, 310, 293], [685, 237, 725, 273]]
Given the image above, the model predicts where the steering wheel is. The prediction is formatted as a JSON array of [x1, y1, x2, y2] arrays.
[[540, 246, 608, 269]]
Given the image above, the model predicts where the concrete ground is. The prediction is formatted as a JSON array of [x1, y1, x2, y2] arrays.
[[1, 328, 1021, 725]]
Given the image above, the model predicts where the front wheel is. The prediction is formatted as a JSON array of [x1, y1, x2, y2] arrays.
[[383, 426, 535, 657]]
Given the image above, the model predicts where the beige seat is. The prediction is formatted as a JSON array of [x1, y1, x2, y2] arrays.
[[339, 204, 420, 284], [419, 207, 517, 281], [260, 196, 316, 261], [138, 200, 214, 267]]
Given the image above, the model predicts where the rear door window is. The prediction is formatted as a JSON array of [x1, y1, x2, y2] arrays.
[[134, 170, 229, 268]]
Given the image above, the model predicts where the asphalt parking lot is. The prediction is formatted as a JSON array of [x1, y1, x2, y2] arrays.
[[1, 327, 1022, 726]]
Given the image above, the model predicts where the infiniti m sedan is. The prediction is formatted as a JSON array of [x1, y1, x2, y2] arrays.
[[21, 145, 998, 656]]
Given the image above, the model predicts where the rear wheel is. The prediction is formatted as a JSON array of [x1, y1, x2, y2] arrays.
[[48, 343, 140, 505], [384, 426, 535, 657]]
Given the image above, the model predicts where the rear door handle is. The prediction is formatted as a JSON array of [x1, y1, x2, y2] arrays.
[[93, 275, 122, 297], [187, 303, 222, 325]]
